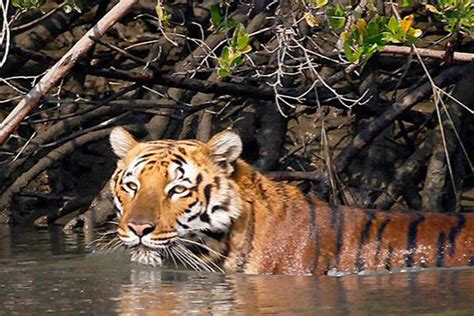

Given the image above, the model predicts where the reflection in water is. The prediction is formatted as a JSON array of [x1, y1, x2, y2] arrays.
[[1, 224, 474, 315], [116, 267, 474, 315]]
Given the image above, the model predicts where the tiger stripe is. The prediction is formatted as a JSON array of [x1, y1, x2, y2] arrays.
[[447, 214, 465, 256], [355, 210, 376, 272], [406, 214, 425, 267], [330, 205, 345, 269], [374, 218, 391, 267], [436, 232, 446, 267], [307, 199, 319, 274]]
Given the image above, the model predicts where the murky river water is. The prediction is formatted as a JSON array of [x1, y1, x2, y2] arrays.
[[1, 225, 474, 315]]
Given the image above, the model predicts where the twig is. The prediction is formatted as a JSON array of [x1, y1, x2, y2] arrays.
[[11, 3, 66, 33], [333, 61, 474, 174], [382, 45, 474, 63], [0, 0, 139, 146], [265, 171, 323, 181], [0, 128, 114, 220]]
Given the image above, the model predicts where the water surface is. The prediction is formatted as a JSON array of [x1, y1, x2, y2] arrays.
[[1, 225, 474, 315]]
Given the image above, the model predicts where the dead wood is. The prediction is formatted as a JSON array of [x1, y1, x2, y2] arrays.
[[0, 2, 97, 77], [254, 102, 288, 171], [0, 128, 114, 222], [421, 73, 474, 211], [0, 0, 139, 146], [146, 10, 254, 140], [373, 131, 438, 210], [0, 86, 140, 190], [266, 171, 323, 182], [374, 73, 474, 211], [333, 61, 474, 175], [382, 45, 474, 63]]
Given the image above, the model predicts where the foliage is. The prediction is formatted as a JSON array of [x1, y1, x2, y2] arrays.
[[155, 5, 171, 25], [217, 23, 252, 78], [327, 4, 348, 30], [210, 5, 236, 32], [306, 0, 328, 8], [342, 15, 422, 64], [11, 0, 82, 13], [324, 0, 473, 64], [11, 0, 46, 9], [425, 0, 474, 35]]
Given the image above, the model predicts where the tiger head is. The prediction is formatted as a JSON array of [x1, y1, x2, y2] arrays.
[[109, 127, 243, 267]]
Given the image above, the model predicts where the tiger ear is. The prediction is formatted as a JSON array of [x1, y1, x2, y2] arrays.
[[110, 127, 138, 159], [207, 131, 243, 164]]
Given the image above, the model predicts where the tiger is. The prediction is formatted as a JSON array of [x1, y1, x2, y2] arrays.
[[109, 127, 474, 275]]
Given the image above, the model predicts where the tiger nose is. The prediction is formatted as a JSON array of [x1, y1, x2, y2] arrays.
[[127, 222, 156, 237]]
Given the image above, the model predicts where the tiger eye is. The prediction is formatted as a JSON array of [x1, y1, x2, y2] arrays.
[[171, 185, 188, 194], [172, 185, 187, 194], [124, 181, 138, 191]]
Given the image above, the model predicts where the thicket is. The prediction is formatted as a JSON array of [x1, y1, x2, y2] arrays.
[[0, 0, 473, 228]]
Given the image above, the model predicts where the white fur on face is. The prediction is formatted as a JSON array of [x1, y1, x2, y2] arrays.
[[171, 161, 242, 236]]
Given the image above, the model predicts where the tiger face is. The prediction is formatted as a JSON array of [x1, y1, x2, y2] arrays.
[[109, 127, 243, 267]]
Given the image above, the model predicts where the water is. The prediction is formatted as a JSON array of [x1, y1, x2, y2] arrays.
[[1, 225, 474, 315]]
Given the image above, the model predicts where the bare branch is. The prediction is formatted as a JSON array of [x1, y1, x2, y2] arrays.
[[382, 45, 474, 63], [0, 0, 139, 146]]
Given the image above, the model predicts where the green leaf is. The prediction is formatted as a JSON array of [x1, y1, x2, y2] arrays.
[[352, 47, 363, 63], [229, 51, 242, 65], [240, 44, 252, 54], [221, 46, 230, 61], [343, 42, 355, 62], [329, 16, 346, 30], [315, 0, 328, 8], [237, 33, 249, 51], [218, 68, 231, 78], [367, 1, 377, 12], [231, 23, 246, 48], [387, 16, 399, 33], [327, 4, 347, 30], [12, 0, 46, 8], [365, 44, 380, 59], [382, 32, 401, 43], [366, 21, 379, 37], [210, 5, 222, 29], [221, 19, 236, 31]]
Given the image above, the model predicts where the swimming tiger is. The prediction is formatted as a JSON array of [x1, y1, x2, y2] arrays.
[[109, 127, 474, 275]]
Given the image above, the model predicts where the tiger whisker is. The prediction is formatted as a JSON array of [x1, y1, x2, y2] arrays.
[[164, 247, 179, 268], [175, 242, 222, 273], [109, 240, 125, 252], [177, 241, 224, 273], [178, 237, 228, 259], [86, 230, 119, 248], [171, 245, 203, 272], [87, 235, 109, 248], [169, 250, 179, 269], [105, 220, 120, 225], [174, 243, 211, 272], [98, 237, 122, 253]]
